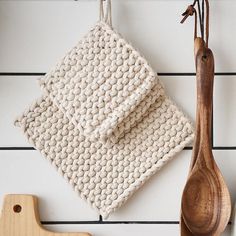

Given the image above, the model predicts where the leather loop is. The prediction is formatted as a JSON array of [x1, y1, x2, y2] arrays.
[[181, 0, 210, 48], [181, 4, 198, 40], [205, 0, 209, 48]]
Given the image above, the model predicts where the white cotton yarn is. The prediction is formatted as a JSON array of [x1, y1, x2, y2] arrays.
[[40, 20, 159, 141], [15, 0, 194, 218]]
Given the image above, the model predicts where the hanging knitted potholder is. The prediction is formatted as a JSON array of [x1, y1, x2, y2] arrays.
[[15, 0, 194, 218], [39, 0, 160, 142]]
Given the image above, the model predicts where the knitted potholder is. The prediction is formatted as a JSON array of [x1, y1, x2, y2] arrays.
[[39, 0, 159, 142], [15, 94, 193, 218]]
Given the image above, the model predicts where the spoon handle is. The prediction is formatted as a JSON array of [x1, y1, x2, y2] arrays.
[[189, 37, 206, 171], [196, 47, 214, 161]]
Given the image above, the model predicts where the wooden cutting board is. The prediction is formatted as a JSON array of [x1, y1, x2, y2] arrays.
[[0, 194, 91, 236]]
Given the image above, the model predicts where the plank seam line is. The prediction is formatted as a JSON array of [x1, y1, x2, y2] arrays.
[[0, 72, 236, 76], [0, 147, 195, 150], [1, 147, 236, 150], [41, 221, 232, 225], [41, 221, 180, 225]]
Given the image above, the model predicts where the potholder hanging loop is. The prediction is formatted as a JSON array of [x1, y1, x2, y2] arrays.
[[99, 0, 112, 26]]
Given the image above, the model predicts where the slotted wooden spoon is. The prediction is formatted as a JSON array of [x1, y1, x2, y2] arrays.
[[181, 44, 231, 235]]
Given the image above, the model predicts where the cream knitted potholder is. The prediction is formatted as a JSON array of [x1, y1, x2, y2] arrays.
[[40, 0, 159, 142], [15, 94, 193, 218], [15, 0, 194, 218]]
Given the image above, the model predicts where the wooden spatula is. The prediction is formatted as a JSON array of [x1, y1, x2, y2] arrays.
[[0, 194, 91, 236]]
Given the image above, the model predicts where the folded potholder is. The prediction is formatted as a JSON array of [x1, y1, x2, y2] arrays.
[[39, 0, 158, 142], [15, 0, 194, 218]]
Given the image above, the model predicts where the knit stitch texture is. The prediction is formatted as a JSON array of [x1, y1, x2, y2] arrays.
[[15, 95, 194, 218], [40, 21, 159, 142]]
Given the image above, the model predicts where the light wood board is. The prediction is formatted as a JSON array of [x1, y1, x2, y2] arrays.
[[0, 195, 91, 236]]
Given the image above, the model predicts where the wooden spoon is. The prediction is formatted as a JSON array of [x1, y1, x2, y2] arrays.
[[181, 46, 231, 235], [180, 37, 205, 236]]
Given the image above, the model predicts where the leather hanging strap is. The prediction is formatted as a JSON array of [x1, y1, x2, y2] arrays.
[[181, 0, 210, 48], [181, 4, 198, 39], [205, 0, 209, 48]]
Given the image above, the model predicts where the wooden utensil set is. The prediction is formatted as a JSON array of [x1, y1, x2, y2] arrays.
[[180, 0, 232, 235], [0, 1, 233, 236]]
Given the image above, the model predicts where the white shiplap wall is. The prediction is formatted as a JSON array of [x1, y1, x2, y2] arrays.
[[0, 1, 235, 235]]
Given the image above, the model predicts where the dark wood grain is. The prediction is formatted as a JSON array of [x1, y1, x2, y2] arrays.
[[181, 45, 231, 235]]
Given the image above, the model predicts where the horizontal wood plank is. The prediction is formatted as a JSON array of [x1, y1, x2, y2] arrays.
[[106, 150, 236, 221], [0, 150, 235, 221], [214, 76, 236, 147], [0, 76, 195, 147], [44, 224, 232, 236], [0, 1, 235, 73], [0, 76, 42, 147], [0, 150, 98, 221]]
